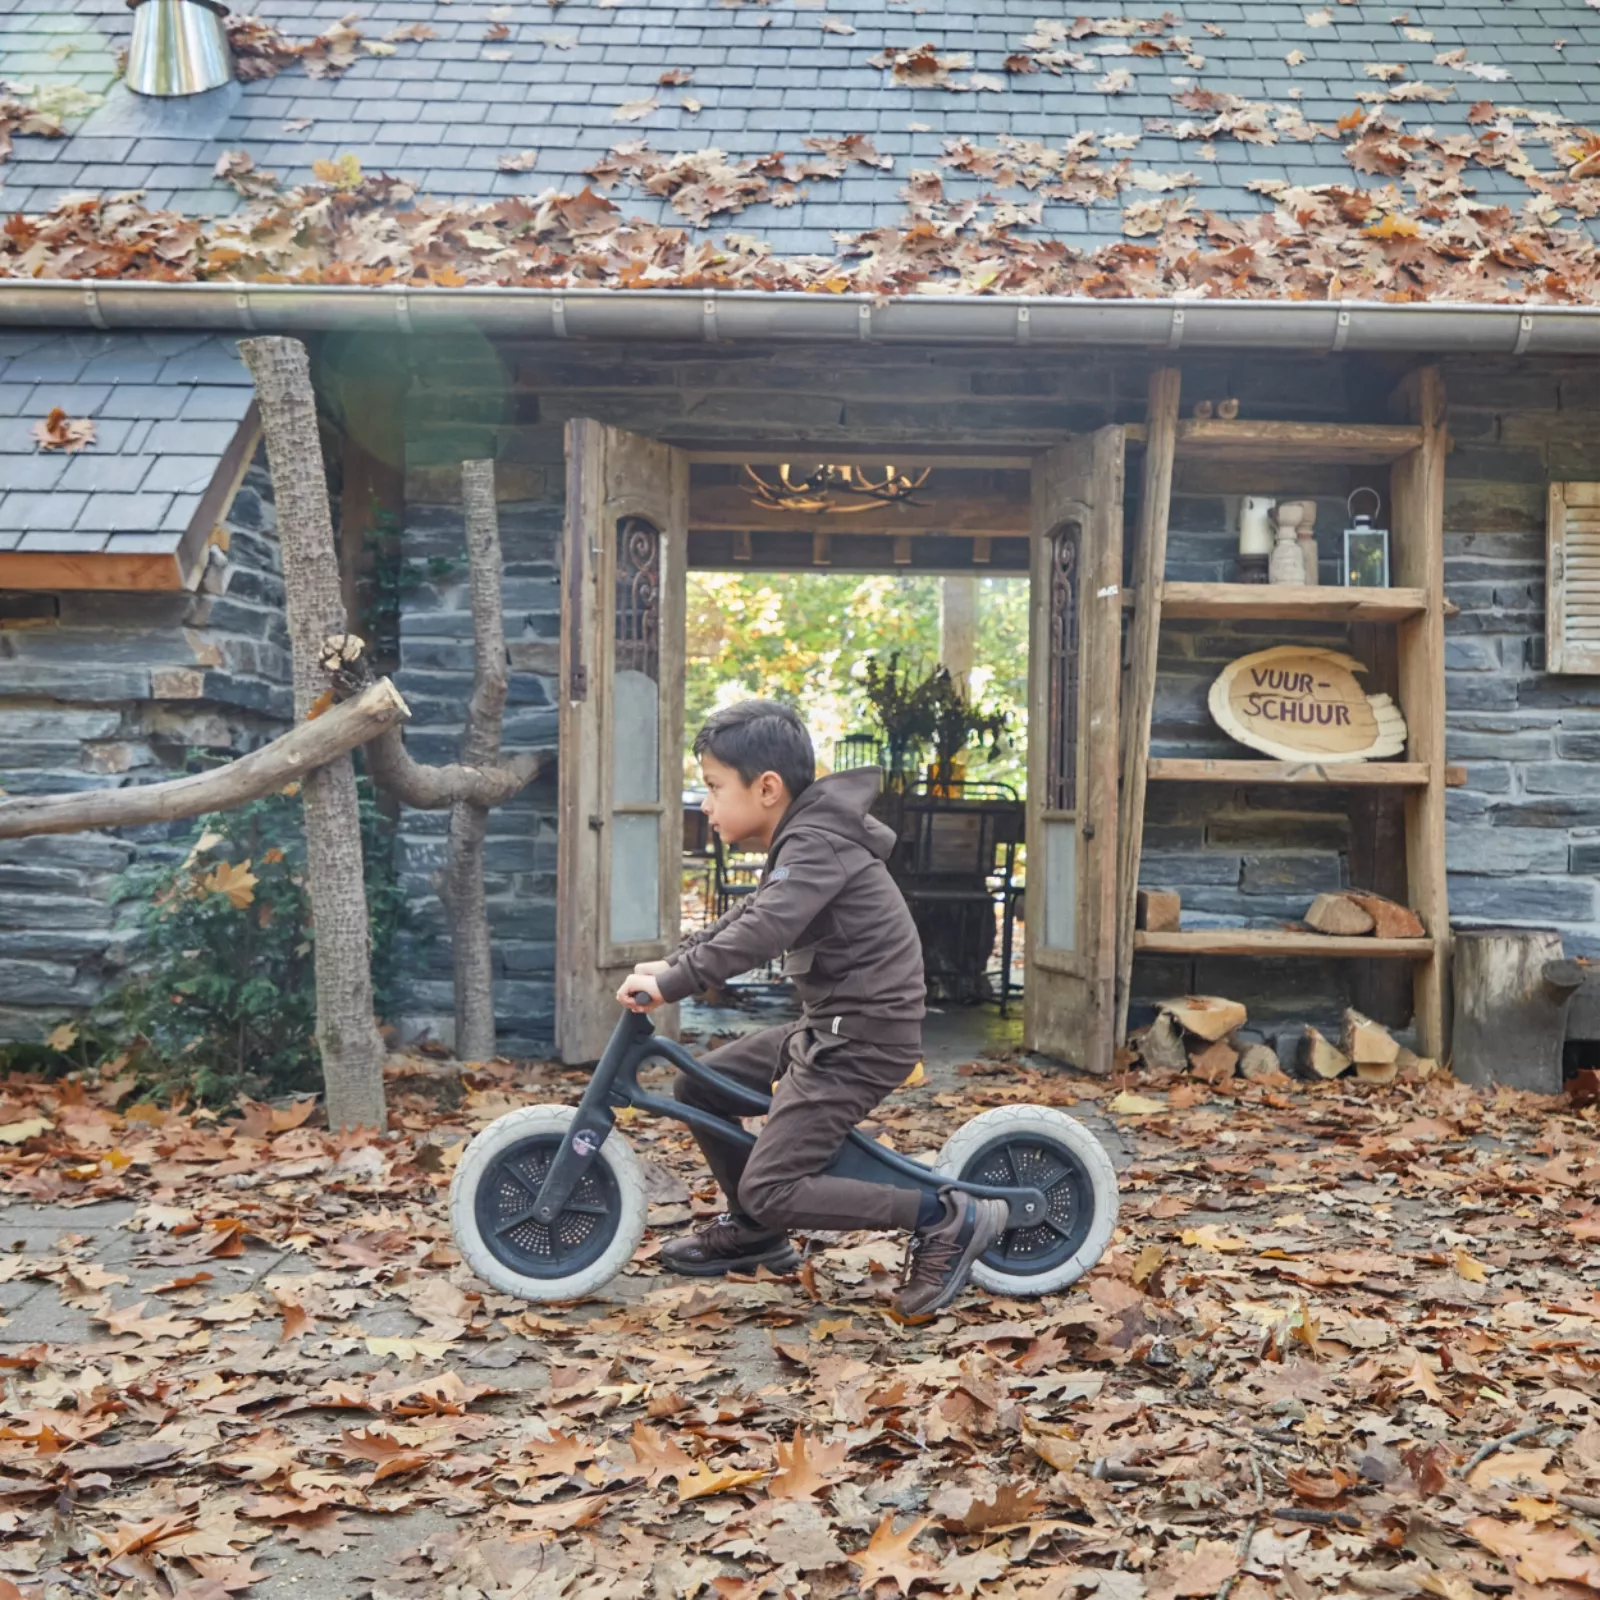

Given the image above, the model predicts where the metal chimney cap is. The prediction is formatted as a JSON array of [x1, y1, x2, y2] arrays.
[[126, 0, 233, 99]]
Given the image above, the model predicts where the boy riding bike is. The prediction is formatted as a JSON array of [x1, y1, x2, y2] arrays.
[[618, 700, 1006, 1319]]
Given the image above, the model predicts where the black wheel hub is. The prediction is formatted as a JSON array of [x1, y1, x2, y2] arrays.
[[473, 1132, 622, 1279], [961, 1133, 1095, 1275]]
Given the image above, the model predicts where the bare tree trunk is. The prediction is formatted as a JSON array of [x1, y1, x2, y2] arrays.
[[359, 459, 548, 1063], [442, 460, 509, 1062], [239, 336, 388, 1132]]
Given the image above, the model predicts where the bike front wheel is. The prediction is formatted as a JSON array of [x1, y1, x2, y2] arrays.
[[450, 1105, 647, 1301], [936, 1104, 1119, 1297]]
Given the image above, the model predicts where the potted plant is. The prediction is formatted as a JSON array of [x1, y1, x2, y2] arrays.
[[859, 653, 938, 791], [925, 669, 1009, 797]]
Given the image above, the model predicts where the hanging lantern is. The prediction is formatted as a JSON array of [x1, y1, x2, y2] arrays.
[[1342, 487, 1390, 588]]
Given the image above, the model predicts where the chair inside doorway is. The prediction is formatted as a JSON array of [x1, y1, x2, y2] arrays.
[[877, 780, 1024, 1015]]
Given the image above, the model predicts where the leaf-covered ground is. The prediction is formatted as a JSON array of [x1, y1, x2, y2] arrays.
[[0, 1043, 1597, 1599]]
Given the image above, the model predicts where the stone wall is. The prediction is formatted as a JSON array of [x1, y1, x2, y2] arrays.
[[392, 353, 562, 1054], [0, 454, 290, 1041], [381, 343, 1600, 1055]]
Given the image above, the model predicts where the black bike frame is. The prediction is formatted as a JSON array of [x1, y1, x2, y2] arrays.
[[529, 1010, 1049, 1230]]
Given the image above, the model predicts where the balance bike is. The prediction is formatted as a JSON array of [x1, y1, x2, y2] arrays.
[[450, 1004, 1119, 1303]]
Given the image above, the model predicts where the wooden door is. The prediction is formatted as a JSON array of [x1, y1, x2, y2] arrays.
[[1024, 428, 1125, 1075], [556, 421, 688, 1062]]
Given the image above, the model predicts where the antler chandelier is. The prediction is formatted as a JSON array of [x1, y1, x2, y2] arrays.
[[742, 462, 931, 515]]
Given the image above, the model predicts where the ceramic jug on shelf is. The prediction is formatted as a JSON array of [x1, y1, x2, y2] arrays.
[[1237, 495, 1275, 583]]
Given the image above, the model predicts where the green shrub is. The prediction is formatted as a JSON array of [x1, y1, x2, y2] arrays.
[[9, 777, 411, 1104]]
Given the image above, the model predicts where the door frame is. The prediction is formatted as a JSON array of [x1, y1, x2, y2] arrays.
[[556, 430, 1118, 1068]]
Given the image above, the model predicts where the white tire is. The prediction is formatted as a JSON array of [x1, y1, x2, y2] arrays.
[[935, 1104, 1119, 1297], [450, 1105, 647, 1302]]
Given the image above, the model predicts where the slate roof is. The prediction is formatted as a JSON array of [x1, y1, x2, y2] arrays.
[[5, 1, 1600, 258], [0, 332, 254, 558]]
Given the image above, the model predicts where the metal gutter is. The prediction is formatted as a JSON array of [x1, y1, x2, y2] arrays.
[[4, 281, 1600, 353]]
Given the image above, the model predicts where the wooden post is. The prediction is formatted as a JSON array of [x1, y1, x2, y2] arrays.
[[1114, 366, 1182, 1046], [1389, 366, 1450, 1060], [239, 336, 389, 1133], [940, 574, 978, 690], [1452, 928, 1582, 1094]]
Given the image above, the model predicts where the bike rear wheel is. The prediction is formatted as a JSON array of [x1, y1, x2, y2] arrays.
[[450, 1105, 647, 1301], [936, 1104, 1118, 1296]]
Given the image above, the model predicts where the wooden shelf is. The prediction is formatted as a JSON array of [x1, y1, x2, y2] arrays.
[[1147, 758, 1468, 788], [1171, 419, 1425, 463], [1160, 582, 1429, 622], [1134, 929, 1434, 959], [1148, 758, 1428, 787]]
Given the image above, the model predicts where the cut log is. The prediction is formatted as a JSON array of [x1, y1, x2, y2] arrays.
[[1355, 1060, 1399, 1085], [1347, 893, 1425, 940], [1304, 894, 1375, 937], [1238, 1043, 1282, 1080], [1189, 1038, 1238, 1083], [1137, 889, 1182, 934], [1452, 928, 1584, 1094], [1341, 1007, 1400, 1066], [1300, 1026, 1351, 1080], [1395, 1046, 1438, 1080], [1139, 1012, 1190, 1073], [1160, 995, 1247, 1042]]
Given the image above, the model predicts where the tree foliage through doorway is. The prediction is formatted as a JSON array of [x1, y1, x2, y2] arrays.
[[685, 573, 1029, 789]]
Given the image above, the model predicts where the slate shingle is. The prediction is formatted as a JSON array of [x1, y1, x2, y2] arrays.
[[0, 334, 254, 557]]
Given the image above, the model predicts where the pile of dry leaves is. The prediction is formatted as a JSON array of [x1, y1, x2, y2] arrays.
[[0, 1037, 1596, 1598], [5, 85, 1600, 302]]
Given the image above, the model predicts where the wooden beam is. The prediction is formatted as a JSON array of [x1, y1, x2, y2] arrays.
[[683, 444, 1037, 468], [178, 403, 262, 587], [0, 678, 410, 839], [689, 483, 1029, 535], [1174, 419, 1424, 462], [1134, 929, 1432, 958], [686, 529, 1030, 573], [0, 551, 186, 592], [1114, 366, 1181, 1048]]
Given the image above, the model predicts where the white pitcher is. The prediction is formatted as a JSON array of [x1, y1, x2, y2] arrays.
[[1238, 495, 1276, 556]]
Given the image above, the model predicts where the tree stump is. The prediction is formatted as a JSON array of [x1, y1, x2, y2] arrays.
[[1451, 928, 1583, 1094]]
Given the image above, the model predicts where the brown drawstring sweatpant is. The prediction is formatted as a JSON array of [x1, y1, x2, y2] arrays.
[[672, 1022, 923, 1234]]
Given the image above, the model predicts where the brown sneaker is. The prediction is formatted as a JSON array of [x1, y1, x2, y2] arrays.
[[891, 1189, 1009, 1322], [660, 1212, 798, 1278]]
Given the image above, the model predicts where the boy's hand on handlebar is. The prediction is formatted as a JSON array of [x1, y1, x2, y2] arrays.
[[632, 959, 671, 978], [617, 973, 664, 1012]]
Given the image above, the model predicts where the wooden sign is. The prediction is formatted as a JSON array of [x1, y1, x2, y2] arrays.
[[1208, 646, 1406, 763]]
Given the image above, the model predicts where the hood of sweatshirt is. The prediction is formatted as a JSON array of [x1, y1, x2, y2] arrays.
[[771, 767, 895, 863]]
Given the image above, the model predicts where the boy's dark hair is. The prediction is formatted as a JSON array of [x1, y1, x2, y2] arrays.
[[693, 700, 815, 798]]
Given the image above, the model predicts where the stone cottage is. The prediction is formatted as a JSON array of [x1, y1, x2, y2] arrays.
[[4, 0, 1600, 1072]]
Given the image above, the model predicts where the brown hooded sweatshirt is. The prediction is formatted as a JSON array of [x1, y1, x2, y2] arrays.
[[657, 767, 926, 1047]]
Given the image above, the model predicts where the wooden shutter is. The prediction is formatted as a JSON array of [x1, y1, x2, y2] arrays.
[[1548, 482, 1600, 674]]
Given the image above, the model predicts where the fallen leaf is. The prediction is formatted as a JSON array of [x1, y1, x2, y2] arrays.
[[850, 1516, 934, 1594], [1108, 1091, 1166, 1116], [32, 408, 95, 452]]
